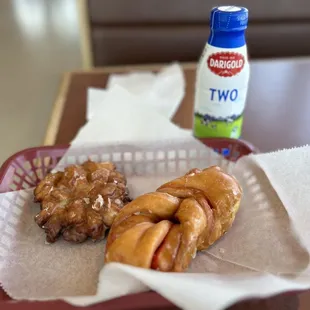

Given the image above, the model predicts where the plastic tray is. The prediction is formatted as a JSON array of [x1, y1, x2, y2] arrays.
[[0, 138, 256, 194], [0, 138, 256, 309]]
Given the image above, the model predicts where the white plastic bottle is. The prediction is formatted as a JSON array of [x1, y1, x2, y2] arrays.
[[194, 6, 250, 139]]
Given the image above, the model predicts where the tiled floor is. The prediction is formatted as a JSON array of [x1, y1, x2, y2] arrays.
[[0, 0, 82, 164]]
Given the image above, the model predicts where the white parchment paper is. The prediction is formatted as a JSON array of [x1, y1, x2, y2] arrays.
[[1, 143, 310, 310]]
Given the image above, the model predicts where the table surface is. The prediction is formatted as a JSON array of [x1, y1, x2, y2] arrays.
[[45, 59, 310, 152], [42, 59, 310, 310]]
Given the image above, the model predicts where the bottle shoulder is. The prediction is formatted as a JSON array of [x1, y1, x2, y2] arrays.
[[208, 30, 247, 49]]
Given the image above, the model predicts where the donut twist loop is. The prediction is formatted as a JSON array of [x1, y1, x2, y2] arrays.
[[105, 166, 242, 272]]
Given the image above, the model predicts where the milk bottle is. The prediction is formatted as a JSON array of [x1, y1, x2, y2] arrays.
[[194, 6, 249, 138]]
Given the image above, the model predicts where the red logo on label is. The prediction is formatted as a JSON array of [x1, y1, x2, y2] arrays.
[[207, 52, 245, 77]]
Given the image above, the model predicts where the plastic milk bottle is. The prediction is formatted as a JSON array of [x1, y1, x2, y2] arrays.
[[194, 6, 249, 139]]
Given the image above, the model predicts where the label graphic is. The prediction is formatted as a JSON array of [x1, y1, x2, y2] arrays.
[[207, 52, 245, 77]]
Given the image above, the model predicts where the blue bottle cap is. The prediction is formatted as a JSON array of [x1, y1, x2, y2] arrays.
[[210, 6, 248, 31]]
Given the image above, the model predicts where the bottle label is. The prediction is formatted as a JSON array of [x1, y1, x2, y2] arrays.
[[207, 52, 245, 77], [194, 44, 249, 139]]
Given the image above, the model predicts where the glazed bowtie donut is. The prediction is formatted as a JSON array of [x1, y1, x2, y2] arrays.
[[105, 166, 242, 272]]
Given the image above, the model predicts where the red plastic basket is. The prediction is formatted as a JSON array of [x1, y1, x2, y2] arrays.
[[0, 138, 256, 309], [0, 138, 256, 194]]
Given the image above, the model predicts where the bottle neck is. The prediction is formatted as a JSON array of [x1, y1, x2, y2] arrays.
[[208, 30, 246, 48]]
